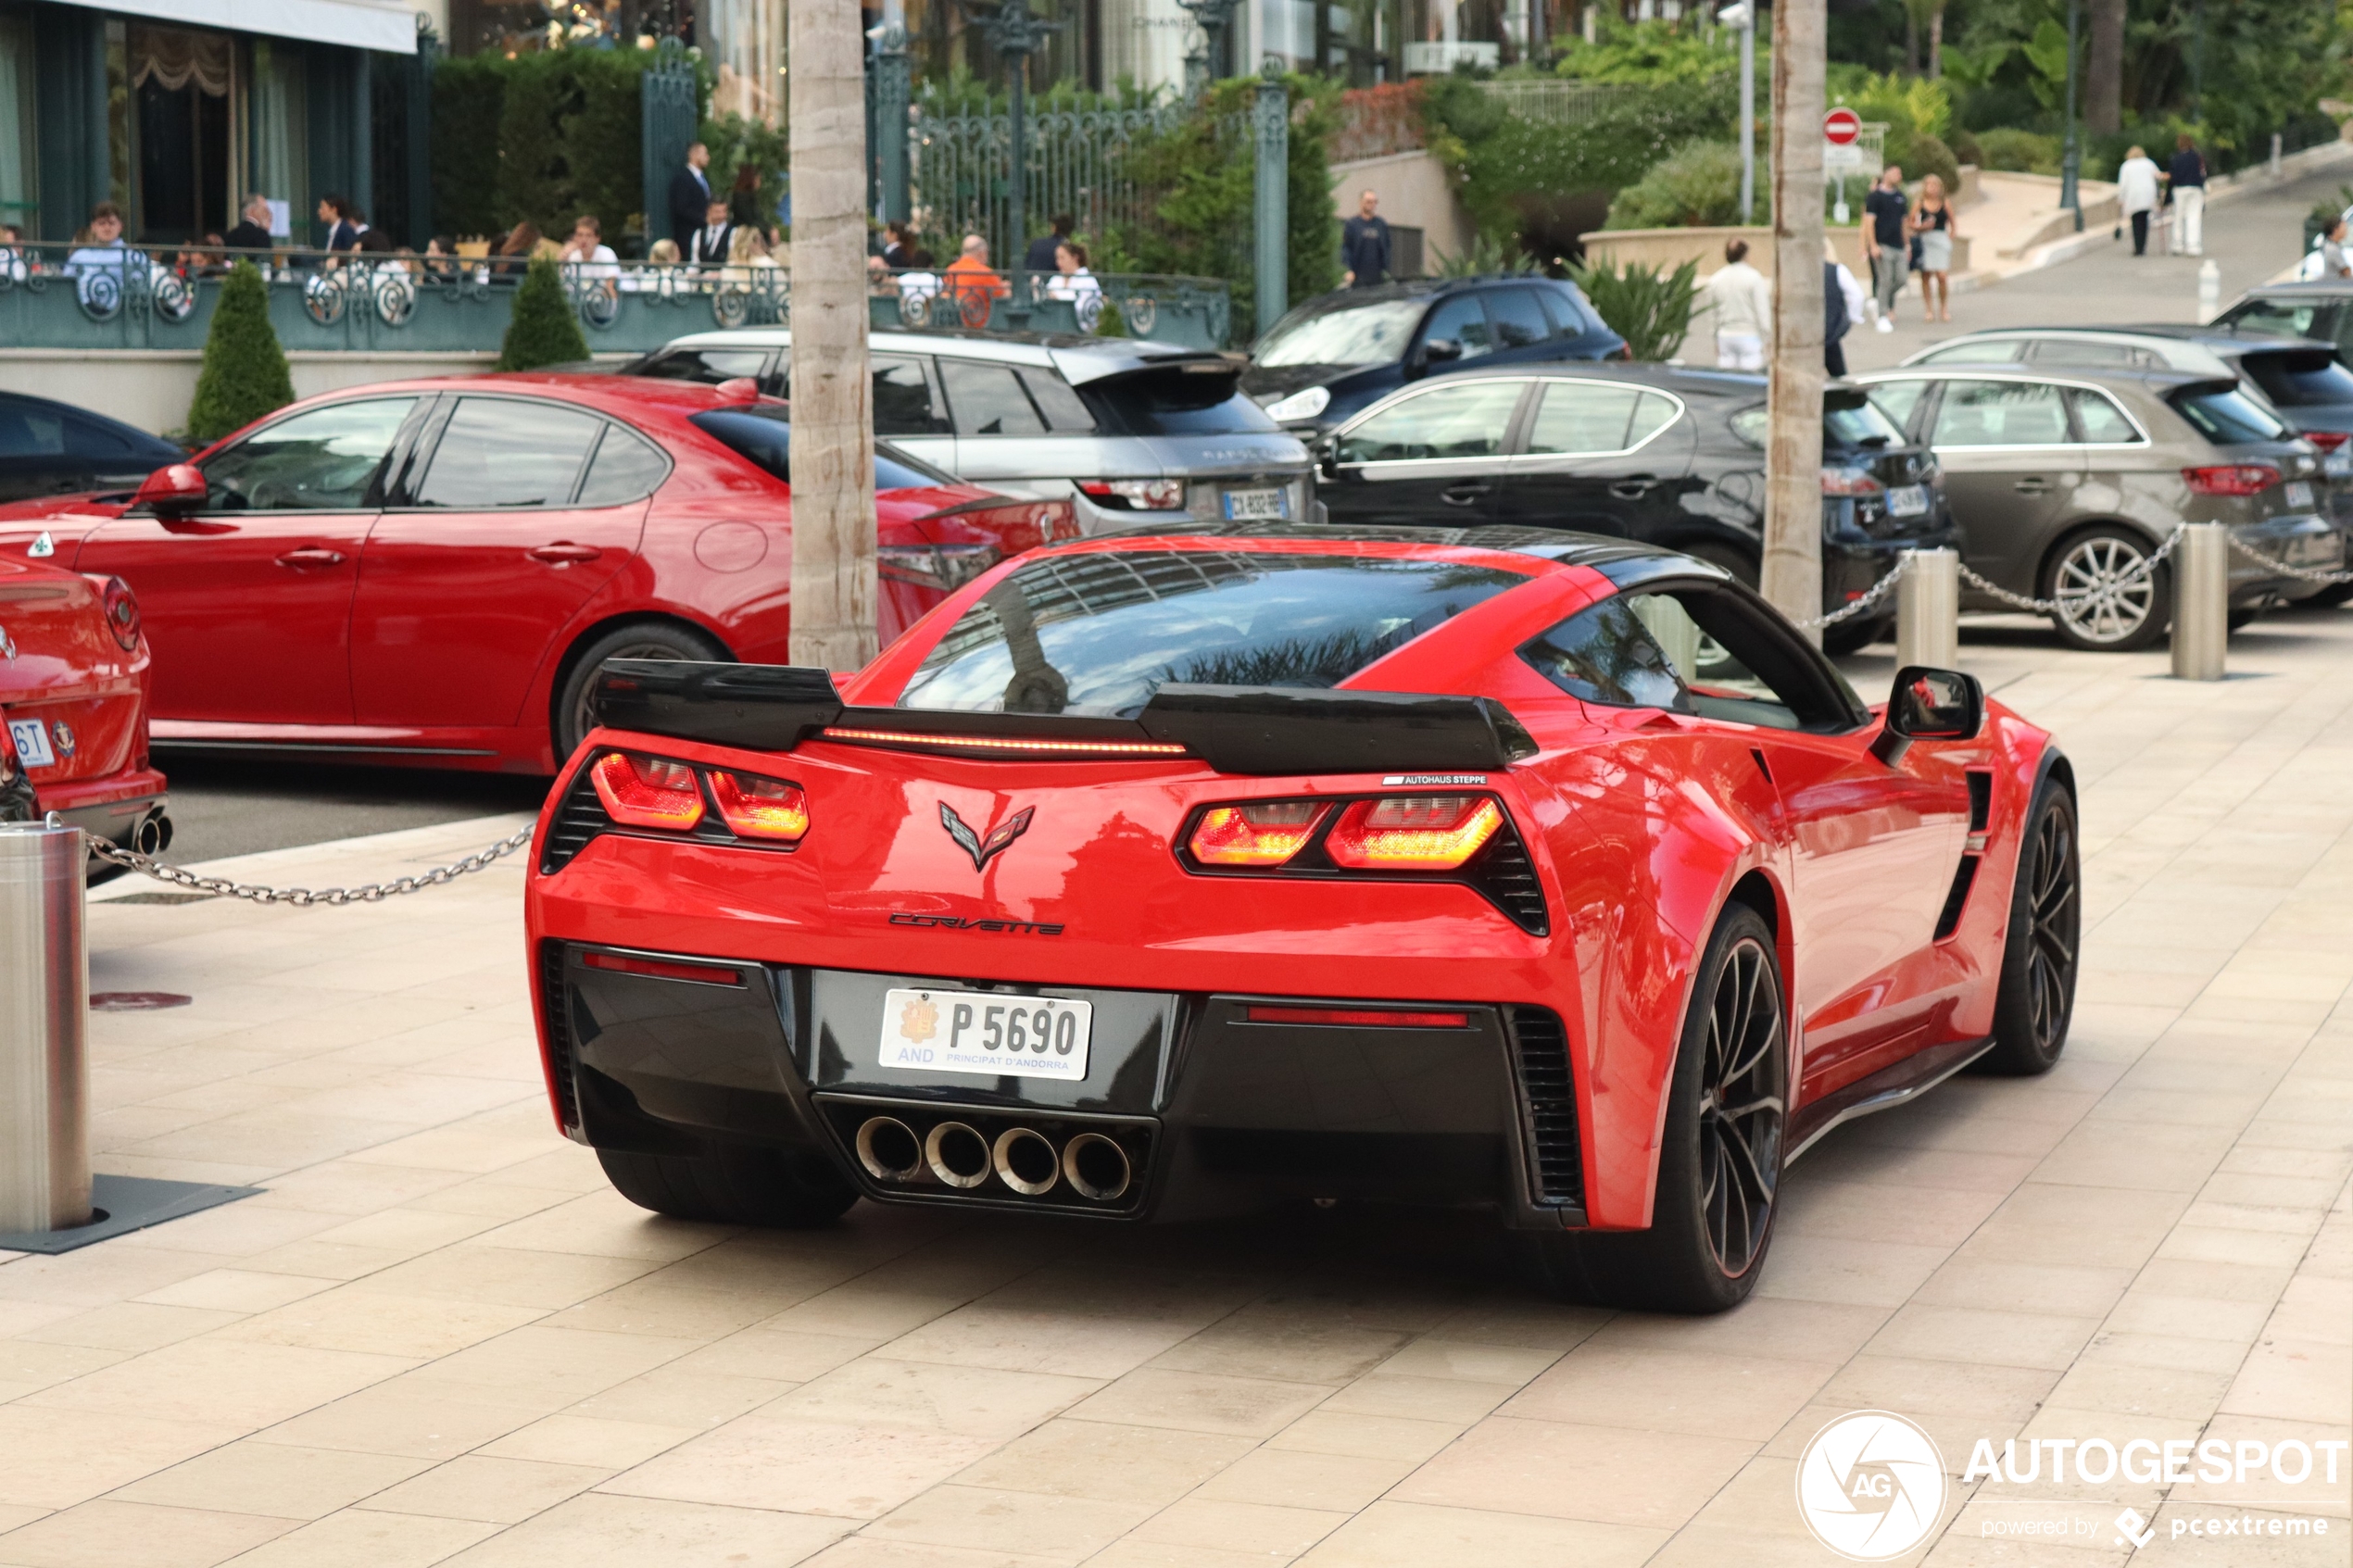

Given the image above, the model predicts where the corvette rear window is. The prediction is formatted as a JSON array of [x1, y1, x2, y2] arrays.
[[897, 550, 1523, 717]]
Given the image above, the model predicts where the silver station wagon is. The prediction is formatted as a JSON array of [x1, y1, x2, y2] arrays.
[[625, 329, 1312, 535]]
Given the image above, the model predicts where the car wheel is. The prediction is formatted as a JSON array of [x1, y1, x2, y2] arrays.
[[598, 1141, 858, 1227], [2044, 527, 2169, 652], [1977, 773, 2081, 1076], [553, 622, 730, 763], [1821, 615, 1892, 657], [1511, 904, 1788, 1312]]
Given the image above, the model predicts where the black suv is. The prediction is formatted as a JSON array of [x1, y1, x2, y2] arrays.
[[1242, 277, 1628, 437], [1312, 363, 1956, 654]]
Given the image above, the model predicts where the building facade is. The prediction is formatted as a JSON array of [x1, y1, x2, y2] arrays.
[[0, 0, 429, 249]]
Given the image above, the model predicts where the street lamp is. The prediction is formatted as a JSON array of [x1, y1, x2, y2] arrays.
[[1718, 1, 1755, 224], [958, 0, 1065, 322], [1176, 0, 1241, 102], [2059, 0, 2082, 231]]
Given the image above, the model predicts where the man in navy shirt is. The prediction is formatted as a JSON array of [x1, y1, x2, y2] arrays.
[[2167, 133, 2207, 257], [1860, 164, 1907, 332], [1341, 190, 1390, 288]]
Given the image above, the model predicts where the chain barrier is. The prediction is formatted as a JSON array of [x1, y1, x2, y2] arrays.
[[1952, 523, 2188, 616], [1787, 558, 1909, 630], [2226, 533, 2353, 584], [85, 825, 535, 907]]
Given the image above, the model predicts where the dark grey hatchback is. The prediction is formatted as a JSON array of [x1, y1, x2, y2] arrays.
[[1242, 277, 1628, 437]]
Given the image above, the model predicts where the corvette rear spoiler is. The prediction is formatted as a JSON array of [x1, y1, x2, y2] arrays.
[[590, 662, 1534, 775]]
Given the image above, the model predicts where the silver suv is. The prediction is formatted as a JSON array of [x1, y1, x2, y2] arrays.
[[626, 329, 1312, 534]]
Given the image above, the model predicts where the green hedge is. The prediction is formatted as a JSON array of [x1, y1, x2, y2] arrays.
[[186, 261, 295, 444], [433, 50, 680, 245]]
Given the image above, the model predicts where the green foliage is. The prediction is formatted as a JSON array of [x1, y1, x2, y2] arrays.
[[1567, 256, 1699, 361], [1974, 127, 2064, 175], [701, 111, 790, 232], [1430, 234, 1537, 276], [1549, 16, 1744, 86], [497, 257, 592, 371], [1604, 140, 1751, 230], [2020, 19, 2073, 113], [1423, 77, 1734, 258], [433, 49, 686, 245], [1906, 132, 1963, 198], [1094, 295, 1129, 338], [1102, 74, 1340, 340], [1825, 66, 1952, 143], [186, 262, 295, 445]]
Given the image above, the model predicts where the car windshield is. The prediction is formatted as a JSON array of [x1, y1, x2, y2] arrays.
[[2238, 351, 2353, 409], [2218, 299, 2329, 338], [1253, 299, 1428, 369], [2171, 384, 2292, 445], [689, 408, 960, 490], [897, 550, 1525, 717], [1084, 367, 1279, 436]]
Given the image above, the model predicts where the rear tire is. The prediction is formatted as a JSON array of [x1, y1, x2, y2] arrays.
[[1510, 905, 1788, 1312], [1978, 772, 2081, 1076], [2043, 526, 2170, 652], [598, 1142, 858, 1227], [553, 621, 730, 763]]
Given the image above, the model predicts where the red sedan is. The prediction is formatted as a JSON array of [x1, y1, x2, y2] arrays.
[[0, 376, 1075, 773], [1, 554, 169, 868], [524, 523, 2079, 1312]]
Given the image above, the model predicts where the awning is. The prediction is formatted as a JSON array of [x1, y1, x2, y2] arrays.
[[39, 0, 420, 56]]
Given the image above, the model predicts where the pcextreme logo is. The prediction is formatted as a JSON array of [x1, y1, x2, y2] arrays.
[[1794, 1410, 1949, 1561]]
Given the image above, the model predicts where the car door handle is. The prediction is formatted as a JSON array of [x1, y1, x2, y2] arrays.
[[1440, 482, 1491, 507], [1609, 477, 1659, 498], [528, 543, 602, 565], [2012, 478, 2052, 495], [273, 547, 346, 568]]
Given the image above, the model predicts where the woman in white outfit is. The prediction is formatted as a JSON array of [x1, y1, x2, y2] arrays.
[[1911, 174, 1957, 324], [1045, 240, 1105, 330], [1702, 239, 1771, 371]]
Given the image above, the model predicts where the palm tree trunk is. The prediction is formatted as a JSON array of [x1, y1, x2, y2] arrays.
[[1927, 4, 1943, 78], [786, 0, 878, 671], [1764, 0, 1826, 641], [2085, 0, 2125, 135]]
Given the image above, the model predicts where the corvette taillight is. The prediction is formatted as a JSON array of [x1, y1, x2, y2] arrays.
[[1189, 801, 1327, 866], [709, 770, 809, 842], [1325, 796, 1504, 871], [589, 751, 705, 830]]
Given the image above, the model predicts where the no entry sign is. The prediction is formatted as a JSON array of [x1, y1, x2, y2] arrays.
[[1824, 107, 1862, 145]]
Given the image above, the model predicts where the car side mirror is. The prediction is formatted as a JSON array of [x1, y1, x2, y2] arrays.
[[131, 463, 206, 516], [1314, 437, 1340, 481], [1871, 664, 1984, 766], [1422, 338, 1463, 366]]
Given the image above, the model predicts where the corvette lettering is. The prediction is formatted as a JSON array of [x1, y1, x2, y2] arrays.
[[889, 912, 1065, 935]]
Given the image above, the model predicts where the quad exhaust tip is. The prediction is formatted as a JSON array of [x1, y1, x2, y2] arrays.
[[924, 1121, 992, 1189], [859, 1113, 1132, 1202]]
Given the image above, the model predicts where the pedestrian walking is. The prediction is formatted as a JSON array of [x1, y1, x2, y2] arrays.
[[1025, 213, 1074, 275], [1340, 190, 1390, 288], [1824, 238, 1864, 378], [2168, 133, 2208, 257], [2116, 145, 2160, 256], [2322, 218, 2352, 280], [669, 142, 714, 248], [1910, 174, 1957, 323], [1702, 239, 1771, 370], [1861, 164, 1907, 331]]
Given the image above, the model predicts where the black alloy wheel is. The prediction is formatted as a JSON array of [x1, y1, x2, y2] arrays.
[[1509, 903, 1788, 1312], [1982, 774, 2081, 1074], [1697, 934, 1787, 1279]]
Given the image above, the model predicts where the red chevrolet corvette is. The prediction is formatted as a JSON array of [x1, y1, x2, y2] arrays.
[[0, 555, 170, 868], [0, 375, 1074, 774], [524, 523, 2079, 1311]]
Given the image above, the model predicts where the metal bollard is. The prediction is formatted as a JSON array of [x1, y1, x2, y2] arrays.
[[0, 819, 91, 1233], [2196, 258, 2221, 324], [1895, 547, 1960, 669], [2171, 522, 2229, 681]]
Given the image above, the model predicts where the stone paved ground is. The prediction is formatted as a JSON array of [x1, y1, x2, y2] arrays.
[[2, 609, 2348, 1568]]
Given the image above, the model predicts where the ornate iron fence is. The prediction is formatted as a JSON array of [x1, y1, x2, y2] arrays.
[[0, 245, 1227, 354]]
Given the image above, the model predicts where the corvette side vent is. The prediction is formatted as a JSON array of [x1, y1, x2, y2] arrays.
[[1507, 1006, 1584, 1209], [1934, 856, 1979, 941], [540, 768, 615, 874], [537, 942, 582, 1135]]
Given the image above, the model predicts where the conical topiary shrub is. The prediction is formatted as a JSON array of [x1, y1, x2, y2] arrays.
[[186, 260, 296, 444], [497, 256, 591, 371]]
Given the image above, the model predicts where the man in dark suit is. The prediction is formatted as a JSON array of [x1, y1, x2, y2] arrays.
[[224, 193, 274, 256], [687, 201, 737, 270], [667, 143, 713, 247], [1340, 189, 1390, 287], [1024, 214, 1074, 274]]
